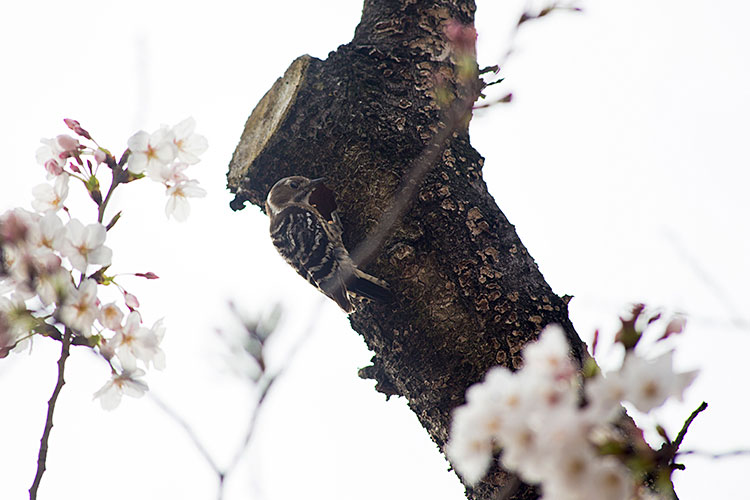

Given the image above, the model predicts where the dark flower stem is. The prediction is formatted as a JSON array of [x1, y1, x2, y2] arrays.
[[29, 328, 72, 500]]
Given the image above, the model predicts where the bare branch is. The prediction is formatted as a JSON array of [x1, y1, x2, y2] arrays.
[[673, 401, 708, 450], [679, 449, 750, 460], [148, 393, 223, 478], [149, 301, 320, 500], [29, 329, 72, 500]]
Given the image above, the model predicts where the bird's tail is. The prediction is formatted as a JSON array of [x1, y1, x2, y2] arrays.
[[347, 268, 393, 303]]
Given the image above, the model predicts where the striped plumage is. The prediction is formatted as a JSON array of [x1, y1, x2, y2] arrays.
[[266, 176, 392, 312]]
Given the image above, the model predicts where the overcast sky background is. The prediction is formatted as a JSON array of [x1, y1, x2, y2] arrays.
[[1, 1, 749, 499]]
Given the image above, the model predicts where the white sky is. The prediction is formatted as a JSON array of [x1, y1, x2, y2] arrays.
[[1, 1, 748, 499]]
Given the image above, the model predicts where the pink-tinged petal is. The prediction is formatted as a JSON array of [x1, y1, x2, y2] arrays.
[[55, 134, 79, 153], [124, 291, 140, 309]]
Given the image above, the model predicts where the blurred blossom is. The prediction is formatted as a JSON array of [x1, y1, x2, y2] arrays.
[[447, 323, 698, 498], [35, 267, 72, 307], [99, 302, 124, 330], [620, 350, 698, 413], [444, 19, 477, 56], [59, 278, 99, 336], [93, 369, 148, 410]]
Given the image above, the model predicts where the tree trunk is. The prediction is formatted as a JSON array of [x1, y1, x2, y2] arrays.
[[227, 1, 587, 498]]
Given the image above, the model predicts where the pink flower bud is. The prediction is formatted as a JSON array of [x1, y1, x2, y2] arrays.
[[124, 291, 140, 310], [44, 159, 64, 177], [55, 134, 80, 154], [94, 149, 107, 165], [64, 118, 92, 140]]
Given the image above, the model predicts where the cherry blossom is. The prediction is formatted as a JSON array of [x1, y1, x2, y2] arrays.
[[4, 118, 207, 414], [171, 117, 208, 164], [62, 219, 112, 272], [93, 369, 148, 410], [148, 318, 166, 370], [59, 278, 99, 336], [0, 293, 34, 351], [620, 350, 698, 413], [445, 404, 495, 484], [31, 173, 69, 213], [99, 302, 124, 330], [447, 322, 698, 499], [165, 179, 206, 222], [33, 213, 66, 253], [110, 311, 163, 371], [148, 161, 189, 185], [522, 324, 576, 381], [35, 135, 79, 178], [35, 267, 72, 307], [126, 126, 176, 175]]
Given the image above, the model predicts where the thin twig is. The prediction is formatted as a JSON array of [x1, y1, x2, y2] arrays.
[[148, 392, 223, 478], [351, 84, 482, 268], [679, 449, 750, 460], [664, 230, 749, 331], [673, 401, 708, 450], [149, 300, 321, 500], [97, 168, 121, 224], [29, 328, 72, 500], [223, 306, 320, 476]]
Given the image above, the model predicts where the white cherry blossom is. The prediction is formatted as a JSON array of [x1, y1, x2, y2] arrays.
[[99, 302, 124, 330], [620, 350, 698, 413], [171, 117, 208, 164], [31, 173, 69, 213], [93, 369, 148, 410], [111, 311, 163, 371], [126, 126, 176, 175], [59, 279, 99, 336], [522, 324, 576, 381], [35, 135, 78, 178], [62, 219, 112, 272], [165, 179, 206, 222]]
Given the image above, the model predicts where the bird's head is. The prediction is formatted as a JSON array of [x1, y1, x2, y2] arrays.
[[265, 176, 327, 216]]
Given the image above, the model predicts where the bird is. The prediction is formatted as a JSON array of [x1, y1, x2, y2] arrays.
[[265, 176, 392, 312]]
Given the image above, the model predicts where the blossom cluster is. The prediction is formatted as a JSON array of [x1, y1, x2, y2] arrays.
[[1, 118, 207, 409], [446, 322, 698, 499], [126, 118, 207, 221]]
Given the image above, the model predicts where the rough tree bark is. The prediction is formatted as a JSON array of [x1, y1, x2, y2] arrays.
[[227, 1, 587, 499]]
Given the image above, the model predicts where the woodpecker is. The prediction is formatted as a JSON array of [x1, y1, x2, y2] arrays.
[[265, 176, 392, 312]]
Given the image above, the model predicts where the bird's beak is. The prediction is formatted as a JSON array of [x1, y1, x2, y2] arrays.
[[309, 177, 326, 187]]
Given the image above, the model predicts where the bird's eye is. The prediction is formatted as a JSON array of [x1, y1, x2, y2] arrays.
[[289, 181, 300, 189]]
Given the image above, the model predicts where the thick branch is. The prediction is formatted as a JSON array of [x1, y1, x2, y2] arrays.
[[227, 1, 585, 498]]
